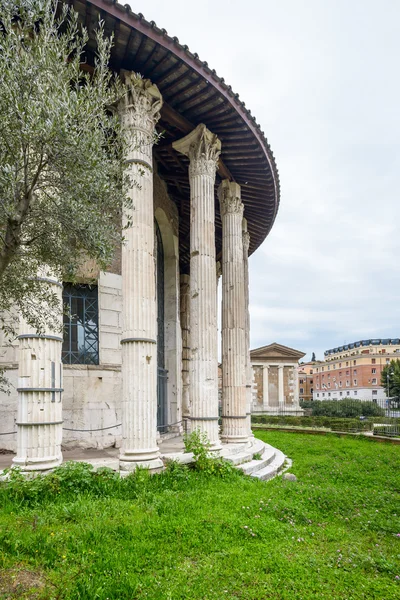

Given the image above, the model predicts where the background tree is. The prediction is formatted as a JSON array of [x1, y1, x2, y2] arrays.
[[0, 0, 130, 345], [381, 359, 400, 399]]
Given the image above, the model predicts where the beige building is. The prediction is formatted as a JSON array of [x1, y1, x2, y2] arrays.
[[251, 343, 305, 415], [0, 0, 280, 472]]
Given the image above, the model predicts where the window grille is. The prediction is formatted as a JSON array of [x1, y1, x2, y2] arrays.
[[62, 284, 99, 365]]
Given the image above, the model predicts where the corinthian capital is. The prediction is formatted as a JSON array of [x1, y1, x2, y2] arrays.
[[218, 180, 243, 217], [173, 124, 221, 179], [120, 72, 162, 135]]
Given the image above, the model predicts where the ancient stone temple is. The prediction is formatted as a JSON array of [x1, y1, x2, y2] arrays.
[[0, 0, 280, 472], [251, 343, 305, 416]]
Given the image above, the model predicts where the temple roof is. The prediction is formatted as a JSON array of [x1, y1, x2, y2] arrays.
[[68, 0, 280, 268], [251, 343, 306, 362]]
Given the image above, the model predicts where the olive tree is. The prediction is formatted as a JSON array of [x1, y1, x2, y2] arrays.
[[0, 0, 132, 367]]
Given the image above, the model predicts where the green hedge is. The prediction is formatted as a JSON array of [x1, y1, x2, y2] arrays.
[[299, 399, 385, 417], [251, 415, 374, 431]]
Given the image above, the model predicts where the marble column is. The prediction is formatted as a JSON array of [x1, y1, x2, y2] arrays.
[[218, 180, 248, 443], [119, 73, 163, 471], [242, 222, 253, 435], [180, 273, 190, 433], [263, 365, 269, 411], [278, 364, 285, 409], [173, 124, 221, 448], [13, 273, 63, 471]]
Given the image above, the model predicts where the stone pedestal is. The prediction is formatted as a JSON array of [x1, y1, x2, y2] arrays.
[[173, 124, 221, 449], [119, 74, 163, 471], [180, 274, 190, 433], [13, 273, 63, 471], [219, 181, 247, 443]]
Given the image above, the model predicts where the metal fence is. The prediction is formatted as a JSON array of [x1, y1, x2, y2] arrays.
[[251, 398, 400, 437]]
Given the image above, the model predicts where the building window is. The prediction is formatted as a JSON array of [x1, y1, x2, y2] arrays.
[[346, 380, 349, 387], [328, 365, 330, 370], [310, 379, 313, 385], [372, 358, 376, 364], [346, 361, 349, 367], [316, 383, 319, 389], [300, 388, 304, 394], [310, 369, 313, 374], [339, 363, 341, 368], [328, 382, 331, 388], [322, 367, 324, 372], [386, 358, 390, 364], [322, 393, 325, 397], [372, 378, 377, 385], [339, 381, 342, 387], [372, 390, 378, 396], [62, 284, 99, 365], [299, 379, 304, 384], [353, 360, 356, 365], [354, 391, 358, 396], [353, 369, 357, 376], [328, 392, 331, 397], [317, 393, 320, 398], [339, 391, 343, 397], [353, 379, 357, 386], [310, 388, 313, 393], [372, 368, 376, 374]]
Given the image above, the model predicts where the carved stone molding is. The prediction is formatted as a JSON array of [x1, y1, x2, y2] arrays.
[[218, 180, 243, 217], [173, 123, 221, 179]]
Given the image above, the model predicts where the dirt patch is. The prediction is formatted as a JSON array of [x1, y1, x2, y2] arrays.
[[0, 567, 46, 599]]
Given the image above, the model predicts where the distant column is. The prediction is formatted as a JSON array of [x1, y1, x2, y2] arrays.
[[180, 273, 190, 433], [173, 124, 221, 448], [263, 365, 270, 410], [278, 364, 285, 409], [119, 73, 163, 472], [219, 180, 248, 443], [13, 272, 63, 472], [242, 223, 253, 435]]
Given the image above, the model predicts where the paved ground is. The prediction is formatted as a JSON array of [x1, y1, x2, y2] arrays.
[[0, 435, 186, 471]]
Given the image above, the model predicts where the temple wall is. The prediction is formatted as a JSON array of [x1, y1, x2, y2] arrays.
[[0, 168, 182, 452]]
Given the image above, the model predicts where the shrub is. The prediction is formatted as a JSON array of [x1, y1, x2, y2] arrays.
[[183, 430, 236, 478]]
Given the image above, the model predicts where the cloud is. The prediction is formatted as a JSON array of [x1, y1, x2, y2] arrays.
[[133, 0, 400, 362]]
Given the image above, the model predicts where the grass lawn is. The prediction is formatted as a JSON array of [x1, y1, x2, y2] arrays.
[[0, 431, 399, 599]]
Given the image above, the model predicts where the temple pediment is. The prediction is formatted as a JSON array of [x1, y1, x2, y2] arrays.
[[250, 342, 306, 362]]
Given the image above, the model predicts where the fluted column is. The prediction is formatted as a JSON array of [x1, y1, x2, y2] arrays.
[[218, 180, 247, 443], [173, 124, 221, 448], [263, 365, 269, 410], [180, 273, 190, 433], [119, 73, 163, 471], [278, 364, 285, 409], [242, 223, 253, 435], [13, 272, 63, 471]]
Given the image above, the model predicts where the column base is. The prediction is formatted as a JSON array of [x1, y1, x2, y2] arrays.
[[221, 434, 249, 444], [12, 453, 63, 473], [119, 447, 163, 472]]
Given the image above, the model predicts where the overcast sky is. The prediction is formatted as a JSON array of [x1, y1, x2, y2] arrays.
[[134, 0, 400, 361]]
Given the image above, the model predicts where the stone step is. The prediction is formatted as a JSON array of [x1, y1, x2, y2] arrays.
[[225, 451, 254, 466], [237, 447, 276, 475], [250, 449, 286, 481]]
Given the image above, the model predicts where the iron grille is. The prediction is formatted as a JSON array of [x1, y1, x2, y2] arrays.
[[62, 284, 99, 365]]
